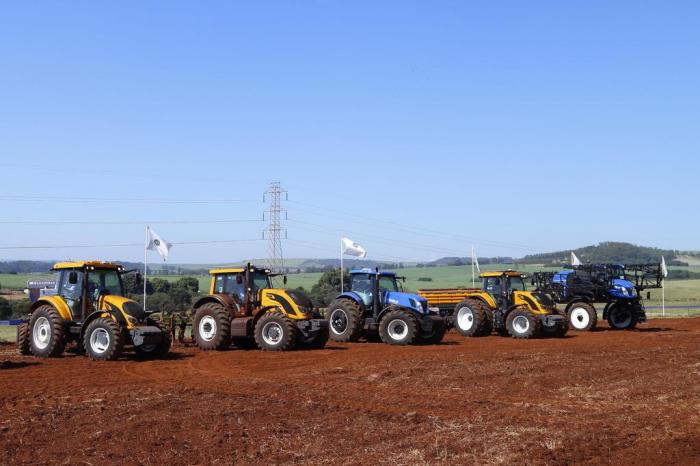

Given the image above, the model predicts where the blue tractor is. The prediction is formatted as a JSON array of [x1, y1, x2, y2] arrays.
[[326, 269, 446, 345], [533, 264, 663, 331]]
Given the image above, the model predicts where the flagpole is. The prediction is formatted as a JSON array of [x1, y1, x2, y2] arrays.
[[662, 279, 665, 317], [340, 238, 344, 292], [144, 226, 148, 310], [471, 245, 475, 288]]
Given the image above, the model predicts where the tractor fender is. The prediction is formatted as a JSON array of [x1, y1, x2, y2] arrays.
[[335, 292, 367, 312], [564, 299, 594, 314], [602, 301, 615, 320], [192, 294, 239, 316], [30, 296, 73, 321], [79, 307, 127, 340], [377, 305, 420, 323]]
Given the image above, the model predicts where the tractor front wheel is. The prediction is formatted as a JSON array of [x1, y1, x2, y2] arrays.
[[607, 303, 638, 330], [254, 311, 297, 351], [29, 305, 66, 358], [379, 309, 418, 345], [193, 303, 231, 350], [84, 318, 123, 361], [326, 299, 363, 342], [505, 309, 539, 339]]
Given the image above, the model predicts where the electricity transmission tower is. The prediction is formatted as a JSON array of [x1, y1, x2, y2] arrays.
[[263, 182, 287, 276]]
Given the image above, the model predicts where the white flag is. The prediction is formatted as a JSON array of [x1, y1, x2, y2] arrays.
[[472, 249, 481, 273], [571, 252, 582, 266], [341, 237, 366, 258], [146, 227, 172, 261], [661, 256, 668, 278]]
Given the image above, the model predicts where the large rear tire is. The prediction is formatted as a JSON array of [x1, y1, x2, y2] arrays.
[[454, 299, 492, 337], [193, 302, 231, 350], [254, 311, 297, 351], [134, 320, 172, 359], [327, 299, 363, 342], [567, 302, 597, 331], [379, 309, 418, 345], [607, 303, 638, 330], [83, 318, 123, 361], [17, 323, 30, 355], [29, 305, 66, 358], [505, 309, 540, 339]]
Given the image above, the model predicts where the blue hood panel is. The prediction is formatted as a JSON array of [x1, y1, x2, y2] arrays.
[[384, 291, 427, 313]]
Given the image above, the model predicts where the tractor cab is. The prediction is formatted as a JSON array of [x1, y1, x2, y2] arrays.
[[349, 269, 403, 308], [480, 271, 528, 310], [52, 262, 129, 322], [209, 266, 275, 305]]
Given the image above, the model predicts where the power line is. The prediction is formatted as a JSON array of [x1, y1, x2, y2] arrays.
[[0, 219, 264, 225], [264, 182, 287, 274], [0, 195, 260, 204], [0, 238, 264, 250]]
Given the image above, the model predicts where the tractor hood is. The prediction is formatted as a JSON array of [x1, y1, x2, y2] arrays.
[[101, 295, 147, 321], [384, 291, 429, 314], [610, 278, 637, 299]]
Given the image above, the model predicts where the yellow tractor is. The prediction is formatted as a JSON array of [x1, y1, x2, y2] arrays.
[[192, 264, 328, 351], [418, 271, 567, 339], [17, 261, 171, 360]]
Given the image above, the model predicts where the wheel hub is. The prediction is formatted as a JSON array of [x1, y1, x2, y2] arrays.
[[387, 319, 408, 341], [262, 322, 284, 346], [199, 316, 217, 341], [330, 309, 348, 335], [570, 308, 590, 329], [457, 307, 474, 331], [90, 328, 110, 354], [512, 315, 530, 334], [32, 317, 51, 350]]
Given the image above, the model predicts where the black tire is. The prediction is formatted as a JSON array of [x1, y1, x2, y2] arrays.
[[193, 302, 231, 350], [418, 319, 446, 345], [607, 303, 638, 330], [134, 320, 172, 359], [28, 305, 66, 358], [17, 323, 30, 356], [298, 325, 329, 350], [566, 302, 597, 331], [254, 311, 297, 351], [83, 318, 123, 361], [543, 319, 569, 338], [505, 309, 540, 339], [326, 298, 363, 342], [453, 299, 492, 337], [379, 309, 418, 345]]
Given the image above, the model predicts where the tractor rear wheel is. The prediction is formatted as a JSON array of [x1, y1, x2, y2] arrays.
[[193, 302, 231, 350], [379, 309, 418, 345], [134, 320, 172, 359], [84, 318, 123, 361], [607, 303, 638, 330], [326, 299, 363, 342], [17, 323, 30, 355], [29, 305, 66, 358], [418, 319, 446, 345], [454, 299, 492, 337], [505, 309, 540, 339], [567, 302, 597, 331], [254, 311, 297, 351]]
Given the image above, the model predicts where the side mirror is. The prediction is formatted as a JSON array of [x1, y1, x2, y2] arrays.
[[283, 276, 288, 285], [236, 275, 243, 285], [68, 272, 79, 285]]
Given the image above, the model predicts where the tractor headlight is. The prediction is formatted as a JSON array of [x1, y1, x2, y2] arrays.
[[614, 285, 630, 297], [127, 316, 138, 325], [411, 299, 427, 313]]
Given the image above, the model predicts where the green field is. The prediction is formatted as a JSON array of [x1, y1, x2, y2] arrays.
[[0, 326, 16, 343]]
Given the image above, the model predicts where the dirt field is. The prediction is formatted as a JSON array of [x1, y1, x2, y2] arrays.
[[1, 319, 699, 465]]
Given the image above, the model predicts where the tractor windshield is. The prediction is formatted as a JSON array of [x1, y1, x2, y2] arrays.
[[508, 276, 527, 292], [86, 269, 124, 300], [251, 272, 272, 292], [378, 276, 399, 292]]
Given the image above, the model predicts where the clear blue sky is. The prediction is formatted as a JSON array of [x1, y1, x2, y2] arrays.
[[0, 1, 698, 264]]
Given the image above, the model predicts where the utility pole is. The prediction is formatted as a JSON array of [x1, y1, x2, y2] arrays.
[[263, 182, 287, 281]]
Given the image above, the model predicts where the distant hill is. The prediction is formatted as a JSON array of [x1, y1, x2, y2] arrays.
[[519, 242, 683, 265]]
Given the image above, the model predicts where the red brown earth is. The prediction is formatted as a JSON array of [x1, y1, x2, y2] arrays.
[[1, 318, 699, 465]]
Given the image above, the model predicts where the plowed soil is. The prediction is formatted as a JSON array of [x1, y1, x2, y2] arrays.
[[1, 318, 699, 465]]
